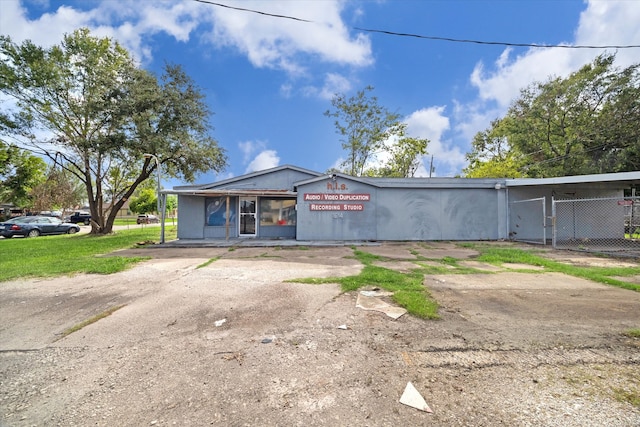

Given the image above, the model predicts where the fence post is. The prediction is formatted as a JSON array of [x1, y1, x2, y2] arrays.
[[551, 196, 556, 249], [542, 196, 547, 245]]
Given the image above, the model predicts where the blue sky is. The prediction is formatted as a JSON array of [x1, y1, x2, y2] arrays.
[[2, 0, 639, 187]]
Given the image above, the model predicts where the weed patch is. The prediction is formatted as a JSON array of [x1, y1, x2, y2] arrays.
[[289, 248, 439, 319], [624, 328, 640, 338], [56, 305, 125, 341], [258, 252, 283, 258], [476, 247, 640, 292], [197, 258, 219, 269], [613, 387, 640, 408]]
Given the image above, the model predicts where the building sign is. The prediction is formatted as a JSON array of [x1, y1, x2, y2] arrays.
[[306, 191, 370, 212], [310, 203, 365, 211], [305, 178, 371, 212], [304, 193, 370, 201]]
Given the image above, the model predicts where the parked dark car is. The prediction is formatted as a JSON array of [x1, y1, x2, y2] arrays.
[[0, 216, 81, 238], [137, 214, 159, 224], [69, 212, 91, 225]]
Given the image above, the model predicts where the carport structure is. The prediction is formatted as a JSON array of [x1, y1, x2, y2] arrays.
[[506, 171, 640, 255]]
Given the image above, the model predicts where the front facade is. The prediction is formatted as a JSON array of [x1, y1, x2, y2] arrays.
[[294, 174, 506, 241], [173, 166, 320, 240], [170, 165, 640, 243]]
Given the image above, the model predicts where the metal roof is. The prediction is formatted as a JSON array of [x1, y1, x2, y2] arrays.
[[162, 188, 297, 197], [169, 164, 640, 194], [173, 164, 321, 191], [294, 173, 505, 189], [506, 171, 640, 187], [362, 177, 505, 189]]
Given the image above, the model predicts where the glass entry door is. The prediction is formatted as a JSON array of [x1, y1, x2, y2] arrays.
[[239, 197, 256, 236]]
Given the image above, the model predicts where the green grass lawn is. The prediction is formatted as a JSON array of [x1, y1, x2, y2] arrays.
[[112, 218, 138, 226], [112, 217, 177, 226], [0, 226, 177, 282], [474, 246, 640, 292]]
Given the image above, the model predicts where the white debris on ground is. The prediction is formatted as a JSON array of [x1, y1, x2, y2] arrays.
[[355, 290, 407, 319]]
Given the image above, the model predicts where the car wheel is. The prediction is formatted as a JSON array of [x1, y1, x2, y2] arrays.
[[84, 219, 90, 225], [67, 227, 79, 234], [27, 229, 40, 238]]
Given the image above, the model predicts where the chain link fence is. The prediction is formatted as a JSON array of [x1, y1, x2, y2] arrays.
[[552, 196, 640, 256], [509, 197, 547, 244]]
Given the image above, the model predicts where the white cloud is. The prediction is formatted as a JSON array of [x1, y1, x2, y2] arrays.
[[319, 73, 353, 100], [1, 2, 88, 47], [302, 72, 353, 100], [204, 0, 372, 74], [404, 107, 465, 177], [470, 48, 574, 109], [452, 100, 502, 147], [452, 0, 640, 174], [469, 1, 640, 110], [0, 0, 202, 63], [279, 83, 293, 98], [576, 1, 640, 68], [245, 150, 280, 173], [1, 0, 370, 73], [238, 140, 265, 163], [238, 140, 280, 173]]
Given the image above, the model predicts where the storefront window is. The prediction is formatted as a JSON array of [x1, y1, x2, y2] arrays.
[[259, 199, 296, 226], [206, 197, 236, 226]]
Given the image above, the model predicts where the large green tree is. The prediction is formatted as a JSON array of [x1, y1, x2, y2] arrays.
[[129, 188, 157, 215], [365, 123, 429, 178], [464, 54, 639, 178], [0, 141, 46, 207], [0, 29, 226, 234], [29, 166, 85, 214], [463, 118, 525, 178], [325, 86, 405, 177]]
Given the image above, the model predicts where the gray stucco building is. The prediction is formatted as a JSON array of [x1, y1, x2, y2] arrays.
[[169, 165, 640, 244]]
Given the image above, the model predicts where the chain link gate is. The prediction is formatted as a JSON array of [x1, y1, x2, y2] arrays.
[[509, 197, 547, 244], [552, 196, 640, 256]]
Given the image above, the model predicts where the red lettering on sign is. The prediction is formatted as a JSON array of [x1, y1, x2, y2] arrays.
[[304, 193, 370, 201], [309, 203, 365, 211], [326, 182, 348, 191], [304, 193, 322, 201]]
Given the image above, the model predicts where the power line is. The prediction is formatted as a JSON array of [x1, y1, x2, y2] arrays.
[[518, 139, 638, 170], [194, 0, 313, 23], [193, 0, 640, 50], [353, 28, 640, 50]]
